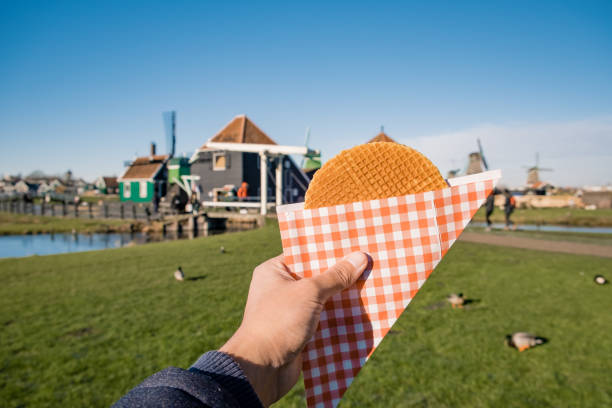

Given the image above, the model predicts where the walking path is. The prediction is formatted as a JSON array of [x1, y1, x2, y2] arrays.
[[459, 231, 612, 258]]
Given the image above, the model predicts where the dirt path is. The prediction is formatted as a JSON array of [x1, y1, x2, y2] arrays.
[[459, 231, 612, 258]]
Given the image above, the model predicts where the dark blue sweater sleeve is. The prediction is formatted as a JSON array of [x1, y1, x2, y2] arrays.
[[112, 351, 264, 408]]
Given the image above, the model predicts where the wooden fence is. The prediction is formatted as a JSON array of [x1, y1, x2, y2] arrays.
[[0, 199, 160, 221]]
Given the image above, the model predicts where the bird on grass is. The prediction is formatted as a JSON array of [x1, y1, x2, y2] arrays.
[[505, 332, 545, 352], [174, 266, 185, 282], [220, 246, 226, 254], [447, 293, 464, 308], [594, 275, 608, 285]]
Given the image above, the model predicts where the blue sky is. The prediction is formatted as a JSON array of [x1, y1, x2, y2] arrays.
[[1, 1, 611, 187]]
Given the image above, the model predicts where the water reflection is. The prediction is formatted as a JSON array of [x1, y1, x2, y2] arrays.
[[0, 227, 248, 259], [469, 222, 612, 234]]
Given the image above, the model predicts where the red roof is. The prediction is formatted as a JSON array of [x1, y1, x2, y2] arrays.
[[103, 177, 118, 188], [121, 155, 168, 180], [529, 181, 552, 189], [367, 132, 397, 143], [201, 115, 277, 149], [132, 155, 169, 165]]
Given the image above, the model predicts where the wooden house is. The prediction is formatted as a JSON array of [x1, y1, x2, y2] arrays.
[[190, 115, 311, 205], [167, 157, 191, 185], [118, 148, 169, 203], [36, 181, 52, 195], [95, 177, 119, 194], [14, 180, 38, 195]]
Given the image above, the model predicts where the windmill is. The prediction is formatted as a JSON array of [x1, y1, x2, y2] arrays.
[[162, 110, 176, 158], [523, 153, 553, 186], [120, 111, 175, 168], [465, 138, 490, 175], [477, 138, 489, 171], [300, 127, 321, 173], [162, 110, 201, 199]]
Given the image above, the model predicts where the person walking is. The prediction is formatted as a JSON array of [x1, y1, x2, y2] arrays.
[[503, 189, 516, 230], [484, 188, 497, 231]]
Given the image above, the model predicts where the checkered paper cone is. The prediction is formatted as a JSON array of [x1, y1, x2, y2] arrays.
[[276, 170, 501, 408]]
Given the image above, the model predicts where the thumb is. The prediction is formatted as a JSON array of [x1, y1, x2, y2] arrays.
[[311, 252, 369, 302]]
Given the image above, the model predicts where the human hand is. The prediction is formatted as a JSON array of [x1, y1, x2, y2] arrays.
[[220, 252, 369, 406]]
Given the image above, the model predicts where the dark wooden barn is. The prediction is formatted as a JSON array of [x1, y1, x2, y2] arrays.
[[189, 115, 311, 206]]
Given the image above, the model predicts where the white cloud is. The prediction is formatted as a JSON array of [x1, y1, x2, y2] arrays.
[[401, 116, 612, 188]]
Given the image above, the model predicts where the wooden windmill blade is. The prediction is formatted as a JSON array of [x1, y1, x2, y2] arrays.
[[163, 111, 176, 158], [477, 138, 489, 170], [300, 127, 310, 168], [301, 126, 322, 172]]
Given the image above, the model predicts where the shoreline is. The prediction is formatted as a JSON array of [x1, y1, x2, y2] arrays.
[[0, 211, 263, 236], [0, 211, 145, 236], [2, 208, 612, 236]]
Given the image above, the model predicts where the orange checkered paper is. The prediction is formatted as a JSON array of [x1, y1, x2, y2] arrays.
[[276, 170, 501, 408]]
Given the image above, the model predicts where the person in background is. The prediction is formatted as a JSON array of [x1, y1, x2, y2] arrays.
[[237, 181, 248, 201], [190, 192, 200, 215], [484, 188, 497, 231], [504, 189, 517, 230], [153, 193, 160, 213], [112, 252, 369, 408]]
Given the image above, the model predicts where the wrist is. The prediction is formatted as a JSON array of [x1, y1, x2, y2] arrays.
[[190, 351, 264, 408], [220, 331, 280, 407]]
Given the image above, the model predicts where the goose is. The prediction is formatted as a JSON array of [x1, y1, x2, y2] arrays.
[[594, 275, 608, 285], [174, 266, 185, 281], [505, 332, 544, 352], [447, 293, 464, 308]]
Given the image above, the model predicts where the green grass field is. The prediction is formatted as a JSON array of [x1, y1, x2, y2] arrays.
[[0, 212, 135, 235], [472, 207, 612, 227], [78, 195, 120, 204], [0, 222, 610, 407], [29, 195, 120, 205]]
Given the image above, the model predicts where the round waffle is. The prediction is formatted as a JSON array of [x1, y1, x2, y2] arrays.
[[304, 142, 447, 209]]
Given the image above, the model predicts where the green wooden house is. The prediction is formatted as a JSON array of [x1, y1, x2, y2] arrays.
[[167, 157, 191, 185], [118, 154, 169, 203]]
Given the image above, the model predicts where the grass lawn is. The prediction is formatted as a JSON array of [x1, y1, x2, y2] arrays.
[[0, 222, 610, 407], [30, 195, 120, 204], [0, 212, 135, 235], [465, 225, 612, 246], [472, 206, 612, 227], [78, 195, 120, 204]]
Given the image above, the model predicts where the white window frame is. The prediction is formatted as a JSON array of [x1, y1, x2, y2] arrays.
[[124, 182, 131, 198], [213, 152, 227, 171], [139, 181, 148, 198]]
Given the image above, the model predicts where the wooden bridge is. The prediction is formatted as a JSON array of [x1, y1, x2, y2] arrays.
[[161, 211, 265, 233]]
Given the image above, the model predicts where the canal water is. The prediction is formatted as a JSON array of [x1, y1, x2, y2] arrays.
[[469, 222, 612, 234], [0, 229, 232, 259], [2, 224, 611, 259]]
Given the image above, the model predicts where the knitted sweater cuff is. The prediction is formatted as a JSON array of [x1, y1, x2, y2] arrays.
[[190, 351, 264, 408]]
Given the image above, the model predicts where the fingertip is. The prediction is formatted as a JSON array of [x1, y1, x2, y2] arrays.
[[344, 252, 368, 272]]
